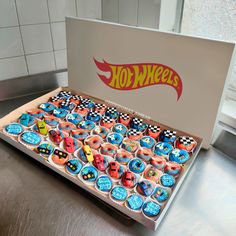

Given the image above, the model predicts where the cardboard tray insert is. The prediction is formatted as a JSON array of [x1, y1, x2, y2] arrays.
[[0, 87, 202, 230]]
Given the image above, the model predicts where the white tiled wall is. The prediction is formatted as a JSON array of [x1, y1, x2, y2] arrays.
[[0, 0, 101, 80], [0, 0, 178, 81]]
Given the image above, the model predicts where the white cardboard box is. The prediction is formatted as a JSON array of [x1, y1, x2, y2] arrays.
[[0, 18, 235, 230]]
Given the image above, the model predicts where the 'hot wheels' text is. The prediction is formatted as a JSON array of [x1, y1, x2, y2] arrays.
[[94, 59, 183, 100]]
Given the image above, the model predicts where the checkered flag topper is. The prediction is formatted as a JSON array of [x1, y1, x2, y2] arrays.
[[71, 95, 82, 101], [76, 104, 87, 110], [179, 136, 195, 145], [88, 111, 100, 117], [94, 103, 106, 109], [81, 98, 93, 105], [128, 129, 142, 136], [132, 117, 143, 124], [163, 129, 177, 138], [50, 95, 62, 102], [58, 91, 72, 97], [119, 113, 130, 120], [60, 100, 71, 106], [148, 125, 161, 133], [101, 116, 114, 123], [106, 107, 117, 114]]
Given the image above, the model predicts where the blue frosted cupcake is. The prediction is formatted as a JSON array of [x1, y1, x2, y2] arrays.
[[39, 102, 57, 113], [139, 136, 155, 149], [80, 165, 98, 184], [105, 107, 119, 119], [79, 120, 95, 131], [169, 148, 190, 164], [128, 158, 146, 174], [160, 129, 177, 143], [154, 142, 173, 156], [66, 113, 83, 125], [106, 132, 123, 146], [4, 123, 24, 136], [142, 201, 161, 218], [160, 174, 175, 188], [112, 123, 127, 135], [19, 114, 35, 127], [65, 159, 83, 175], [35, 143, 54, 157], [19, 131, 42, 147], [152, 186, 170, 203], [52, 108, 68, 119], [95, 175, 113, 193], [86, 111, 101, 123], [126, 194, 143, 211], [110, 186, 128, 203]]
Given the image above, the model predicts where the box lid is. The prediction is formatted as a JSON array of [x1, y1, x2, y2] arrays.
[[66, 18, 235, 148]]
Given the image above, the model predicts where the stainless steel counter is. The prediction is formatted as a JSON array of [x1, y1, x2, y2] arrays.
[[0, 92, 235, 236]]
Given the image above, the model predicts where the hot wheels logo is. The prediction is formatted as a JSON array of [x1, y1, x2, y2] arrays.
[[94, 58, 183, 100]]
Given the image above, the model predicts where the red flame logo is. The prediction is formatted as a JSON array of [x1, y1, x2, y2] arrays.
[[94, 58, 183, 100]]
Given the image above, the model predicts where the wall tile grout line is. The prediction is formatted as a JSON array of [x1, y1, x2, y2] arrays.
[[46, 0, 57, 70], [13, 0, 29, 75], [137, 0, 140, 27], [0, 49, 67, 61], [0, 20, 66, 29], [75, 0, 79, 17], [118, 0, 120, 23]]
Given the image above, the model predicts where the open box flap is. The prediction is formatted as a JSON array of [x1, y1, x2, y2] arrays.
[[66, 17, 235, 149]]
